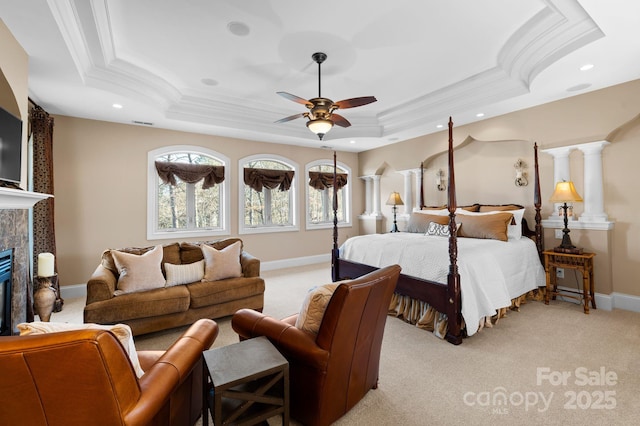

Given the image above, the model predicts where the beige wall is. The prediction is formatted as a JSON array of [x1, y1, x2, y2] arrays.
[[0, 18, 29, 185], [52, 116, 361, 285], [359, 80, 640, 297]]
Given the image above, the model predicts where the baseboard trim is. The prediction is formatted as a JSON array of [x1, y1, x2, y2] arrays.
[[60, 283, 88, 300], [548, 286, 640, 312], [260, 254, 329, 271]]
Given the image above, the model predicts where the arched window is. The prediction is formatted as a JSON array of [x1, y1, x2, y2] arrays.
[[306, 160, 351, 230], [147, 146, 229, 239], [240, 154, 298, 234]]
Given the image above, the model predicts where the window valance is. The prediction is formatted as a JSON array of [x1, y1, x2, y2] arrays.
[[155, 161, 225, 189], [308, 171, 348, 190], [244, 168, 294, 192]]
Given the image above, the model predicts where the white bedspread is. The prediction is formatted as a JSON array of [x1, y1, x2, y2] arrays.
[[339, 233, 545, 336]]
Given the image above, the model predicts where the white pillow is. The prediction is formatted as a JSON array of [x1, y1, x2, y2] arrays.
[[164, 260, 205, 287], [201, 241, 243, 281], [17, 322, 145, 378], [416, 208, 449, 216], [111, 245, 165, 295], [456, 208, 524, 240]]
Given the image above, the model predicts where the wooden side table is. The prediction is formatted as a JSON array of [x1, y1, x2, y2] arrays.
[[543, 250, 596, 314], [202, 336, 289, 426]]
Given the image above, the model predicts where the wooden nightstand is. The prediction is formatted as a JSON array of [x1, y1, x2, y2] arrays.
[[543, 250, 596, 314]]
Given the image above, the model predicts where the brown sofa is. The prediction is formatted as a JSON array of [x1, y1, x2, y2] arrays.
[[84, 238, 265, 336], [0, 318, 218, 426]]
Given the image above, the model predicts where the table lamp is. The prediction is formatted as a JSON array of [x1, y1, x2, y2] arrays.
[[549, 181, 583, 254], [386, 192, 404, 233]]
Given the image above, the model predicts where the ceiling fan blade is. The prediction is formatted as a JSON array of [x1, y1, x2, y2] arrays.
[[277, 91, 312, 107], [274, 113, 306, 124], [334, 96, 377, 109], [331, 113, 351, 128]]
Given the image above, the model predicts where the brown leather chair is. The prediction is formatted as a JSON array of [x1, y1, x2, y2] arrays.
[[0, 318, 218, 426], [232, 265, 401, 426]]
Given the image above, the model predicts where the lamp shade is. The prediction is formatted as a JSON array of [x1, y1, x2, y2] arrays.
[[385, 192, 404, 206], [306, 119, 333, 136], [549, 181, 583, 203]]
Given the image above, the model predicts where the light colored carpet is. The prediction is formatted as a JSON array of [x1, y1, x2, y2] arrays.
[[54, 263, 640, 425]]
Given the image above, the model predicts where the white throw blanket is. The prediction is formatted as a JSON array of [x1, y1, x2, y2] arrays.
[[339, 233, 545, 336]]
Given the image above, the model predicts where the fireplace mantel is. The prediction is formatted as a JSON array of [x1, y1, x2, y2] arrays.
[[0, 187, 52, 209]]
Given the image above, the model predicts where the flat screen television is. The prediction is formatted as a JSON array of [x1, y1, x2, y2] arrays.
[[0, 106, 23, 185]]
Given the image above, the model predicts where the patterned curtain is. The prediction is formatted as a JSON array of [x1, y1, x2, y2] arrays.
[[308, 171, 348, 190], [244, 168, 294, 192], [29, 104, 59, 312], [155, 161, 225, 189]]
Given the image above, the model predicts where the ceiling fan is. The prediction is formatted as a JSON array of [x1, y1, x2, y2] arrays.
[[275, 52, 377, 140]]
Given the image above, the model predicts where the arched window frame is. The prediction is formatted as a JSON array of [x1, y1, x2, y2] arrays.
[[147, 145, 230, 240], [239, 154, 298, 235], [305, 159, 352, 230]]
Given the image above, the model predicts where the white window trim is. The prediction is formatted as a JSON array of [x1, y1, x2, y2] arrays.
[[305, 159, 352, 230], [147, 145, 230, 240], [239, 154, 299, 235]]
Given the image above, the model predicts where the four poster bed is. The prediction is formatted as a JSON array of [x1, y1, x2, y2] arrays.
[[330, 118, 545, 345]]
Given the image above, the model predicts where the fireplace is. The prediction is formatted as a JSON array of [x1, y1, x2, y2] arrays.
[[1, 187, 52, 334], [0, 249, 12, 336]]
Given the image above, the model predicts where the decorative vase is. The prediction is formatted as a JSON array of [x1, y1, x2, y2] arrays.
[[34, 280, 57, 322]]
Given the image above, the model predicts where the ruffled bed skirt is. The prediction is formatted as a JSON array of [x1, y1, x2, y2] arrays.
[[388, 288, 545, 339]]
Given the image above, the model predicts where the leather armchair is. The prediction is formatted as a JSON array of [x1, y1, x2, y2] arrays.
[[232, 265, 401, 426], [0, 318, 218, 426]]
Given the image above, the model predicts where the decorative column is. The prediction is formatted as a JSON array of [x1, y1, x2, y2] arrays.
[[360, 176, 373, 215], [578, 141, 609, 222], [542, 146, 575, 219], [397, 170, 414, 215], [412, 169, 422, 210], [371, 175, 382, 217]]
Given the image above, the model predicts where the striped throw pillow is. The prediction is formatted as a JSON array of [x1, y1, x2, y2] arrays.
[[164, 260, 205, 287]]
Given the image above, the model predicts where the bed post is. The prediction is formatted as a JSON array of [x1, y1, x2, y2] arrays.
[[331, 150, 340, 282], [533, 143, 544, 262], [420, 161, 425, 209], [445, 117, 462, 345]]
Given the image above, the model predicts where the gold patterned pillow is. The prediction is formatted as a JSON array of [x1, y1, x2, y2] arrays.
[[295, 283, 341, 335]]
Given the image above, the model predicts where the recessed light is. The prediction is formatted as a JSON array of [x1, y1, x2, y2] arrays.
[[349, 140, 356, 144], [580, 63, 594, 71], [476, 113, 485, 118], [112, 103, 123, 109], [436, 124, 443, 129], [201, 78, 218, 86], [227, 21, 250, 36]]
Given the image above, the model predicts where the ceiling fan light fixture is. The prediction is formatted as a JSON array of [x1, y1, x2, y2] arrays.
[[307, 118, 334, 140]]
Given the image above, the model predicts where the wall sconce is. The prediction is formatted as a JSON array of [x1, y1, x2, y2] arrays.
[[436, 169, 446, 191], [514, 159, 528, 187]]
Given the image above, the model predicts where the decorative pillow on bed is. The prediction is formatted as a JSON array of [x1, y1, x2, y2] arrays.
[[165, 260, 205, 286], [295, 282, 343, 335], [456, 212, 514, 242], [201, 241, 243, 281], [424, 221, 460, 237], [111, 245, 166, 295], [458, 208, 524, 240], [406, 213, 449, 233], [17, 322, 145, 378]]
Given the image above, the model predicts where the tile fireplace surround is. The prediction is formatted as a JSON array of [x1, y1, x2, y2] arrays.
[[0, 188, 52, 334]]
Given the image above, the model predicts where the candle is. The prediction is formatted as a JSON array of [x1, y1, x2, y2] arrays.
[[38, 252, 55, 277]]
